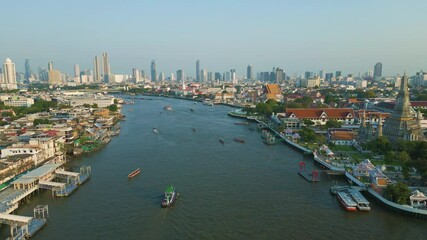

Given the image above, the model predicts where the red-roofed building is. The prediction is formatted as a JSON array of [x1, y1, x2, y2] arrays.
[[328, 128, 357, 145], [277, 108, 355, 125]]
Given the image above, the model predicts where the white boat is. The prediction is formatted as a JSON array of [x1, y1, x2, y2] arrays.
[[337, 191, 358, 212], [163, 105, 172, 111], [203, 100, 214, 106], [153, 128, 159, 134], [349, 188, 371, 211]]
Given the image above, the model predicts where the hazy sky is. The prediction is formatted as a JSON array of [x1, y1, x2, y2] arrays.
[[1, 0, 426, 77]]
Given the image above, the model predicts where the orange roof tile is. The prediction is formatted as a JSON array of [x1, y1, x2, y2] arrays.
[[330, 131, 355, 140]]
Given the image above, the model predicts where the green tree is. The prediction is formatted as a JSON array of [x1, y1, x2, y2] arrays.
[[107, 104, 118, 112], [325, 119, 342, 129], [33, 118, 51, 126], [383, 182, 411, 205]]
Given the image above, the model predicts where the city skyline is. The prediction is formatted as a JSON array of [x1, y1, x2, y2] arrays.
[[1, 0, 427, 76]]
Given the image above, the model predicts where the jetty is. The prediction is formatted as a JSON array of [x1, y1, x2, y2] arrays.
[[0, 163, 91, 239], [297, 162, 319, 182]]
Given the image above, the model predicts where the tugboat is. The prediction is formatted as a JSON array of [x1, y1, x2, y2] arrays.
[[161, 185, 176, 208]]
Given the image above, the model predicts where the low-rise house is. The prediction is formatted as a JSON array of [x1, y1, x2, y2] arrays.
[[328, 128, 357, 146]]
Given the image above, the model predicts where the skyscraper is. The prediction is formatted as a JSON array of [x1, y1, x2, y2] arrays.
[[374, 62, 382, 81], [247, 65, 253, 80], [2, 58, 17, 90], [319, 70, 325, 79], [132, 68, 140, 82], [48, 70, 62, 85], [176, 69, 184, 82], [335, 71, 342, 79], [102, 52, 111, 83], [74, 64, 80, 78], [93, 56, 101, 83], [214, 72, 222, 81], [196, 60, 200, 82], [159, 72, 165, 82], [25, 59, 31, 81], [151, 60, 157, 82], [200, 69, 208, 82], [275, 68, 284, 84], [48, 61, 54, 71]]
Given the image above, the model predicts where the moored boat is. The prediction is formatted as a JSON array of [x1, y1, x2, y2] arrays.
[[128, 168, 141, 178], [337, 191, 358, 212], [234, 138, 245, 143], [161, 185, 176, 208], [349, 188, 371, 211], [329, 185, 349, 195]]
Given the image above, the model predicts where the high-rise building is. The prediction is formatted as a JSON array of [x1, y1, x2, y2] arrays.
[[275, 68, 284, 84], [159, 72, 165, 82], [2, 58, 17, 89], [230, 69, 237, 84], [214, 72, 222, 81], [48, 61, 54, 71], [25, 59, 31, 81], [176, 69, 184, 82], [247, 65, 254, 80], [141, 70, 146, 79], [74, 64, 80, 78], [201, 69, 207, 82], [48, 69, 62, 85], [102, 52, 111, 83], [335, 71, 342, 79], [93, 56, 101, 82], [374, 62, 382, 81], [208, 72, 213, 82], [196, 60, 200, 82], [319, 70, 325, 79], [132, 68, 140, 82], [170, 73, 175, 81], [325, 73, 333, 82], [151, 60, 157, 82]]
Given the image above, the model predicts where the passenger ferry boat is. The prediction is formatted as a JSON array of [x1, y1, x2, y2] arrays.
[[337, 191, 358, 212], [161, 185, 176, 208], [348, 188, 371, 211], [128, 168, 141, 178]]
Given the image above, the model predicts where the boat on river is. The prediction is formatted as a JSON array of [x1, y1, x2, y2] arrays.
[[219, 138, 225, 144], [163, 105, 172, 111], [128, 168, 141, 178], [337, 191, 358, 212], [234, 122, 249, 125], [349, 188, 371, 211], [153, 128, 159, 134], [234, 138, 245, 144], [161, 185, 176, 208]]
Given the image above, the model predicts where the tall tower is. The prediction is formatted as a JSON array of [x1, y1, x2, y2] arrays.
[[102, 52, 111, 83], [2, 58, 17, 89], [25, 59, 31, 81], [374, 62, 382, 81], [196, 60, 200, 82], [74, 64, 80, 78], [93, 56, 101, 83], [48, 61, 54, 71], [247, 65, 253, 81], [151, 60, 157, 82], [132, 68, 140, 82]]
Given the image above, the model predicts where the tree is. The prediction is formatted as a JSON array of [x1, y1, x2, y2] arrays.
[[33, 118, 51, 126], [91, 103, 98, 108], [107, 104, 118, 112], [325, 119, 341, 129], [303, 119, 315, 126], [383, 182, 411, 205], [299, 127, 316, 143]]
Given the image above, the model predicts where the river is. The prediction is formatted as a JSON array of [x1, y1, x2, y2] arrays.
[[2, 96, 425, 239]]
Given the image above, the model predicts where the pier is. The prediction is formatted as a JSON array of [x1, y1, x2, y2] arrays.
[[0, 163, 92, 239], [297, 162, 319, 182]]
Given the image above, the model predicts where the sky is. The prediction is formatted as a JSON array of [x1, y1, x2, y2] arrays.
[[1, 0, 427, 78]]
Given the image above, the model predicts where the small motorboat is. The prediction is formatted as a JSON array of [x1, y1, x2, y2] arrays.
[[153, 128, 159, 134], [189, 108, 194, 112], [219, 138, 225, 144], [234, 138, 245, 144], [234, 122, 249, 125], [192, 128, 196, 133], [128, 168, 141, 178], [161, 185, 177, 208]]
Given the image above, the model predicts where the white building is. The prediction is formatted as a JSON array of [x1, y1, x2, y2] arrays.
[[2, 58, 18, 90], [3, 97, 35, 107]]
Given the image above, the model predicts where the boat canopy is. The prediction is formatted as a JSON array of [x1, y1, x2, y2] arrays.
[[165, 185, 174, 193]]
